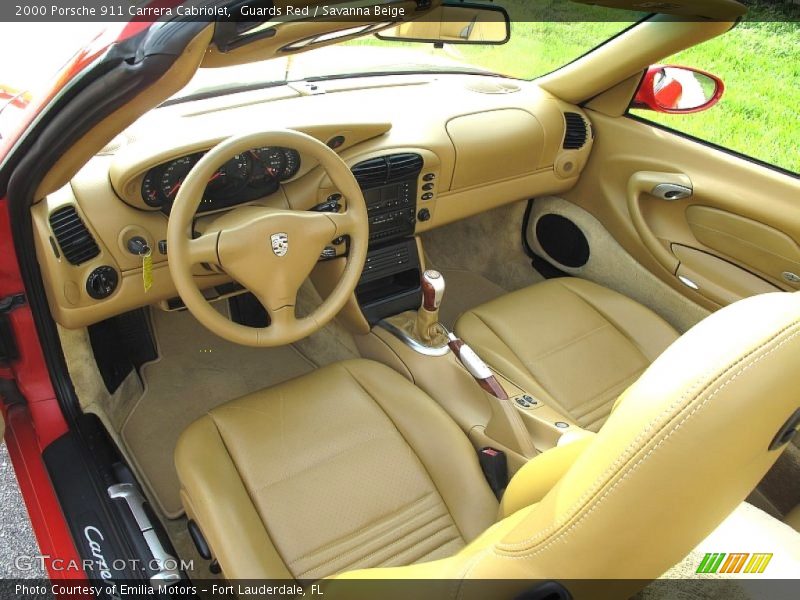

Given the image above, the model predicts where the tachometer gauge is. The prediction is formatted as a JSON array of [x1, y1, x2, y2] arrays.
[[206, 153, 252, 198], [141, 170, 162, 207], [281, 149, 301, 180], [251, 147, 285, 181], [159, 155, 200, 201]]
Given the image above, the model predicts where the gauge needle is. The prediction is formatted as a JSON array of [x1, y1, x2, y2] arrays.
[[168, 179, 184, 198], [208, 171, 223, 183]]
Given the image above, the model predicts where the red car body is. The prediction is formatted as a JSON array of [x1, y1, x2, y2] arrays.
[[0, 20, 156, 581]]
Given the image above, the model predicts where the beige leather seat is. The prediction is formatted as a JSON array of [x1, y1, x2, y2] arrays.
[[175, 360, 499, 580], [456, 278, 679, 431], [176, 291, 800, 594]]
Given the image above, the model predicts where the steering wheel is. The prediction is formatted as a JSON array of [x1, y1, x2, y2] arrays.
[[167, 130, 369, 347]]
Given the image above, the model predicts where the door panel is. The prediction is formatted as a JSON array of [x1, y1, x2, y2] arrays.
[[560, 111, 800, 311], [672, 244, 781, 307], [685, 206, 800, 287]]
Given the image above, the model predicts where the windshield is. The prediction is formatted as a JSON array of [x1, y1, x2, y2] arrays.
[[168, 8, 638, 104]]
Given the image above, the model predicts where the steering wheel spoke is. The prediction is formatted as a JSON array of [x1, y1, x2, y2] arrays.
[[187, 232, 220, 265], [326, 209, 359, 238], [267, 304, 297, 329]]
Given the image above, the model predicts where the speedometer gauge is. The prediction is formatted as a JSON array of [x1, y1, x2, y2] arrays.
[[160, 155, 199, 201]]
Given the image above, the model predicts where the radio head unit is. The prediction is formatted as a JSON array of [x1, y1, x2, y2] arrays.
[[352, 153, 424, 244]]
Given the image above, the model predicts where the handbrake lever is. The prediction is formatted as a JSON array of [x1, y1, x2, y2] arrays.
[[447, 332, 509, 400]]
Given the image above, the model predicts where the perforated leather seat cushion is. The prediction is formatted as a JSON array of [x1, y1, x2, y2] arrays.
[[175, 359, 498, 580], [455, 278, 679, 431]]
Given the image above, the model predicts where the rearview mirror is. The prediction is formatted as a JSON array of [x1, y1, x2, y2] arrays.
[[632, 65, 725, 114], [376, 2, 511, 45]]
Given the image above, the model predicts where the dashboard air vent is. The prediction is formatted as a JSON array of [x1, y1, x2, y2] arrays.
[[388, 153, 424, 180], [563, 112, 589, 150], [49, 205, 100, 266], [352, 153, 424, 189], [351, 157, 389, 189]]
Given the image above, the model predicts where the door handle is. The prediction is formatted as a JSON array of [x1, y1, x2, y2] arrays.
[[652, 183, 693, 201], [627, 171, 693, 273]]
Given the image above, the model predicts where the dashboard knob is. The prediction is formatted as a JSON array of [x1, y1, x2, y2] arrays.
[[86, 266, 119, 300]]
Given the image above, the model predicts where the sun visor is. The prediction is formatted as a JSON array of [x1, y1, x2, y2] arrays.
[[569, 0, 746, 20], [202, 0, 437, 68]]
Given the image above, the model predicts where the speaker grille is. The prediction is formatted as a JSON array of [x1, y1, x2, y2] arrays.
[[536, 214, 590, 268]]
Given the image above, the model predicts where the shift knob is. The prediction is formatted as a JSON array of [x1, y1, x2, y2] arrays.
[[421, 270, 445, 311]]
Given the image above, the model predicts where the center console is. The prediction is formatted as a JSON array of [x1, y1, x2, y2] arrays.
[[353, 263, 591, 476], [352, 153, 428, 324], [334, 155, 593, 483]]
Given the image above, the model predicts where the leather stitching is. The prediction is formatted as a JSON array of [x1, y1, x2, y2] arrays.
[[468, 311, 531, 376], [569, 369, 643, 420], [247, 429, 388, 494], [299, 514, 456, 578], [561, 283, 679, 364], [559, 279, 665, 362], [341, 363, 470, 543], [466, 311, 567, 414], [381, 531, 461, 569], [525, 323, 611, 363], [414, 535, 464, 564], [497, 321, 800, 559], [484, 320, 798, 553], [288, 492, 437, 566], [692, 222, 800, 266], [374, 523, 458, 567]]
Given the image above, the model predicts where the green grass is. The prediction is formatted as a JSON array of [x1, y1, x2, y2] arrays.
[[345, 8, 799, 173], [630, 20, 800, 173]]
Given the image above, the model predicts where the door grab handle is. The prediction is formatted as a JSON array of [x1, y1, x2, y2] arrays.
[[627, 172, 692, 273], [652, 183, 693, 201]]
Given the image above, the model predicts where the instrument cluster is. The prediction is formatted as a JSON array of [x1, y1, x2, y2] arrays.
[[140, 146, 301, 213]]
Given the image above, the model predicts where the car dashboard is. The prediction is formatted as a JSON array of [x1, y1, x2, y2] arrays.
[[31, 73, 594, 329]]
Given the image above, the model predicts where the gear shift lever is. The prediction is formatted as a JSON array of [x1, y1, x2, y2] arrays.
[[417, 270, 446, 345], [421, 270, 445, 312]]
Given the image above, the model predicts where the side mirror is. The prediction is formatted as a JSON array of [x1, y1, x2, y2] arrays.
[[632, 65, 725, 114], [376, 2, 511, 45]]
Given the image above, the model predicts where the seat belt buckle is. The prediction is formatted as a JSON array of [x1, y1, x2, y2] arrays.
[[478, 447, 508, 499]]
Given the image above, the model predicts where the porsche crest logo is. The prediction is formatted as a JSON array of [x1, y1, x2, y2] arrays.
[[270, 232, 289, 257]]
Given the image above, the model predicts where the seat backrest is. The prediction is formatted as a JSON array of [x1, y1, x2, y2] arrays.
[[477, 291, 800, 579], [348, 292, 800, 593]]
